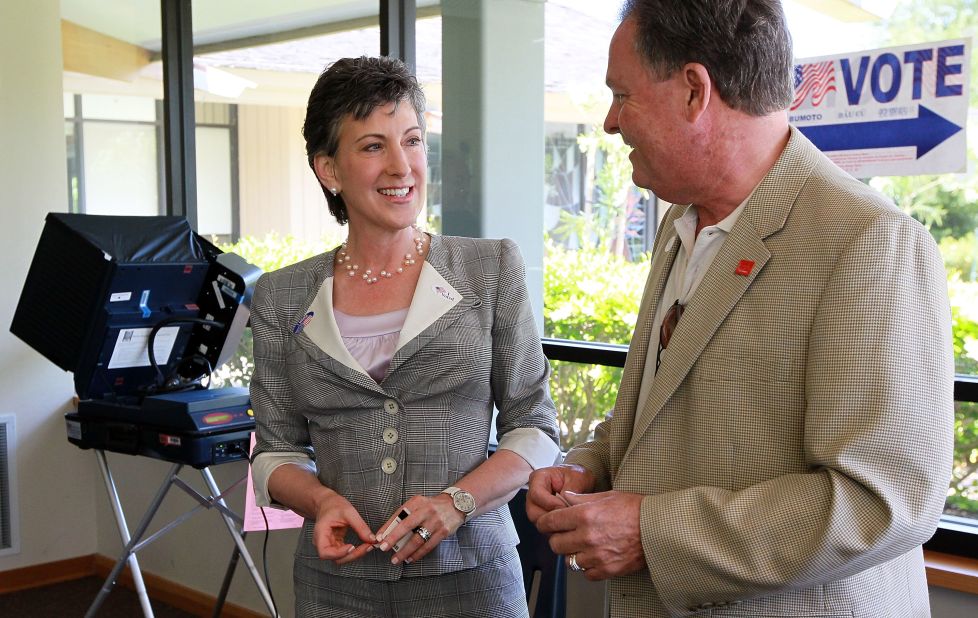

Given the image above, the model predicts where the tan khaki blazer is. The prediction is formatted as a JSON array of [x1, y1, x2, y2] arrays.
[[566, 127, 954, 617]]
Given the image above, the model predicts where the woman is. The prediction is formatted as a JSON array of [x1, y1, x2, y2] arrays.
[[249, 56, 560, 618]]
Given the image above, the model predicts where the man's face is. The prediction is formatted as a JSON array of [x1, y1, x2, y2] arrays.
[[603, 18, 693, 203]]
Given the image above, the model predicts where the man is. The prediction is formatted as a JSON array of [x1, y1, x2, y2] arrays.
[[527, 1, 954, 616]]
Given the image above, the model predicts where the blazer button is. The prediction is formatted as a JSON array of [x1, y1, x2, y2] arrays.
[[383, 428, 399, 444], [381, 457, 398, 474], [384, 399, 398, 415]]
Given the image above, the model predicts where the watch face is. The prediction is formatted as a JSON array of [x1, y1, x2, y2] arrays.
[[453, 490, 476, 514]]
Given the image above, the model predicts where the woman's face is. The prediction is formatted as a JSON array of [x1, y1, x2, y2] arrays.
[[316, 101, 427, 234]]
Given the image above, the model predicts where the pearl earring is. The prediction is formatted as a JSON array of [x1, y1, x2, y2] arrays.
[[329, 187, 339, 196]]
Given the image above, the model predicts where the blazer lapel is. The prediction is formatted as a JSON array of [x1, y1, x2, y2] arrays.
[[299, 277, 370, 375], [282, 238, 481, 387], [395, 262, 462, 350], [624, 127, 814, 459], [609, 229, 682, 447], [288, 249, 380, 389], [387, 236, 480, 375], [626, 229, 771, 455]]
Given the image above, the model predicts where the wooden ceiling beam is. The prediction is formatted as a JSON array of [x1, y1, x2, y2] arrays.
[[62, 19, 151, 81]]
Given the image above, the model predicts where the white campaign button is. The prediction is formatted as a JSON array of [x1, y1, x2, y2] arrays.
[[384, 399, 398, 415], [383, 428, 399, 444], [381, 457, 398, 474]]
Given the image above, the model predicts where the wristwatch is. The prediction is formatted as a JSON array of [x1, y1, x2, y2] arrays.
[[442, 486, 477, 522]]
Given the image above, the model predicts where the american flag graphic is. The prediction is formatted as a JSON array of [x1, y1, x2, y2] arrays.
[[791, 60, 837, 110], [292, 311, 315, 334]]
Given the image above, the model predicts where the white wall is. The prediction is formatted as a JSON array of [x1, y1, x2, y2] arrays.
[[0, 0, 98, 571], [0, 5, 292, 614], [237, 103, 341, 244]]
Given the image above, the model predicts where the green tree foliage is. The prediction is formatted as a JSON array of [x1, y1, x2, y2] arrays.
[[542, 106, 653, 447], [950, 306, 978, 514], [543, 241, 648, 345], [951, 401, 978, 514], [870, 0, 978, 243], [544, 241, 650, 447], [551, 102, 649, 260], [221, 233, 339, 272]]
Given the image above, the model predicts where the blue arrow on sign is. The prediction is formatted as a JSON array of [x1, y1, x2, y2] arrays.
[[797, 105, 962, 158]]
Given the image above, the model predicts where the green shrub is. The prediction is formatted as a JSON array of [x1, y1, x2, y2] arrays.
[[939, 235, 978, 280], [950, 401, 978, 517], [544, 241, 649, 448], [217, 233, 339, 272]]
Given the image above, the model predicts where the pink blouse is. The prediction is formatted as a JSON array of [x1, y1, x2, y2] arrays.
[[333, 307, 410, 383]]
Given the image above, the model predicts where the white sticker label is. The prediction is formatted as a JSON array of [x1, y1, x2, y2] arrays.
[[212, 280, 226, 309], [66, 419, 82, 440], [107, 327, 180, 369], [109, 292, 132, 302]]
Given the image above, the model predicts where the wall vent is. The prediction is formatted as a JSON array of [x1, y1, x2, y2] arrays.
[[0, 414, 19, 556]]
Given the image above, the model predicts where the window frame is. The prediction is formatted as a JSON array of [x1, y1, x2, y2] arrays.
[[159, 0, 978, 571]]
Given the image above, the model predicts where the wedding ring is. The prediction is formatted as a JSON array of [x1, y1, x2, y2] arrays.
[[568, 553, 585, 572], [415, 526, 432, 542]]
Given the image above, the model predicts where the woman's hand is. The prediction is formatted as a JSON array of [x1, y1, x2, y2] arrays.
[[374, 494, 465, 565], [311, 490, 376, 565], [526, 463, 595, 524]]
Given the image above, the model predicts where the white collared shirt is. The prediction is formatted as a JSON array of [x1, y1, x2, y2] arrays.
[[634, 200, 747, 429]]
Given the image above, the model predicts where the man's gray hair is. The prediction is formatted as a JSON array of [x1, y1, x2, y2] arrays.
[[620, 0, 794, 116]]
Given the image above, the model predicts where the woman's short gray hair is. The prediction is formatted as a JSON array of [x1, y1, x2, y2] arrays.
[[302, 56, 427, 224], [620, 0, 794, 116]]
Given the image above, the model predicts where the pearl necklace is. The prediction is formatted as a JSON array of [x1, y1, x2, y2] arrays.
[[338, 229, 427, 284]]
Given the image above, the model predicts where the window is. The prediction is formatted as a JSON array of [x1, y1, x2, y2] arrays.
[[546, 0, 978, 545], [62, 93, 238, 234], [63, 0, 978, 552], [195, 103, 237, 240], [61, 1, 164, 216], [858, 0, 978, 529], [191, 3, 383, 247], [189, 3, 385, 385], [784, 0, 978, 528], [64, 94, 161, 216]]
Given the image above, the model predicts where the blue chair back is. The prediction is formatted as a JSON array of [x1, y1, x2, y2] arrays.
[[508, 489, 566, 618]]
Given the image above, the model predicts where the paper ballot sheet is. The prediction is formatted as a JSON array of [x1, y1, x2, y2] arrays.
[[107, 326, 180, 369]]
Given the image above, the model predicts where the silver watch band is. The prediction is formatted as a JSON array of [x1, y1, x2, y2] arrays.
[[442, 486, 476, 522]]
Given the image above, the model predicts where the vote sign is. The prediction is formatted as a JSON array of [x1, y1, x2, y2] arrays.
[[791, 39, 970, 178]]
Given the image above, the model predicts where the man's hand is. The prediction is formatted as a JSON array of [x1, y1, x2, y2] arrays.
[[526, 464, 596, 523], [536, 490, 646, 581]]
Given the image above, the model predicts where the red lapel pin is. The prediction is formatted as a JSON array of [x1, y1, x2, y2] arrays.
[[735, 260, 755, 276]]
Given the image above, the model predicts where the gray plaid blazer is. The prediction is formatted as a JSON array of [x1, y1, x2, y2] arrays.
[[565, 127, 955, 617], [251, 234, 559, 581]]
